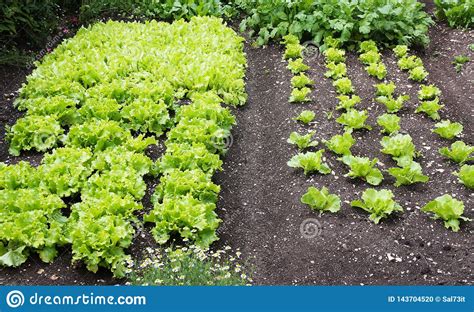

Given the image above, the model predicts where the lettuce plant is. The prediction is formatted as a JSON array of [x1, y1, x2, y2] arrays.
[[284, 43, 304, 59], [293, 110, 315, 124], [287, 131, 318, 150], [376, 95, 409, 113], [287, 58, 309, 74], [375, 82, 396, 97], [422, 195, 471, 232], [287, 150, 331, 175], [325, 62, 347, 79], [439, 141, 474, 164], [301, 187, 341, 213], [380, 134, 418, 165], [351, 189, 403, 224], [359, 50, 381, 64], [341, 155, 383, 186], [324, 131, 355, 156], [359, 40, 378, 53], [418, 84, 441, 100], [333, 77, 354, 95], [324, 48, 346, 63], [398, 55, 423, 70], [409, 66, 429, 81], [377, 113, 401, 135], [336, 95, 361, 110], [291, 73, 314, 88], [416, 97, 444, 120], [366, 62, 387, 80], [388, 161, 429, 187], [393, 45, 408, 58], [336, 109, 371, 131], [455, 165, 474, 189], [433, 120, 463, 139], [290, 87, 311, 103]]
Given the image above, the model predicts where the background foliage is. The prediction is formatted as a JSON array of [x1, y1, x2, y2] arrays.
[[434, 0, 473, 28]]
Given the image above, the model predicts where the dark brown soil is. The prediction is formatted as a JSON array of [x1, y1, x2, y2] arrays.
[[0, 3, 473, 285]]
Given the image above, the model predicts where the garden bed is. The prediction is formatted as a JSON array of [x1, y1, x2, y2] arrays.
[[0, 3, 473, 285]]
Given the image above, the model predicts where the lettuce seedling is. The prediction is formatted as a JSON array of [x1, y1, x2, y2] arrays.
[[359, 40, 378, 53], [376, 95, 409, 113], [351, 188, 403, 224], [393, 45, 408, 58], [375, 82, 396, 97], [333, 77, 354, 95], [398, 55, 423, 70], [409, 66, 429, 81], [455, 165, 474, 189], [422, 195, 471, 232], [323, 131, 355, 156], [336, 95, 361, 110], [287, 150, 331, 175], [291, 73, 314, 88], [416, 97, 443, 120], [377, 113, 401, 135], [380, 134, 418, 165], [287, 131, 318, 150], [284, 43, 304, 59], [359, 50, 381, 65], [341, 155, 383, 186], [388, 161, 429, 187], [336, 109, 371, 131], [287, 58, 309, 74], [325, 62, 347, 79], [439, 141, 474, 164], [289, 87, 311, 103], [366, 62, 387, 80], [418, 84, 441, 100], [281, 34, 300, 45], [323, 48, 346, 63], [433, 120, 463, 139], [301, 186, 341, 213], [293, 110, 315, 124]]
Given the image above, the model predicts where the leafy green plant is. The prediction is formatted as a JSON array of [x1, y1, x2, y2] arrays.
[[377, 113, 401, 134], [289, 87, 311, 103], [388, 161, 429, 187], [455, 165, 474, 189], [351, 189, 403, 223], [439, 141, 474, 164], [333, 77, 354, 95], [366, 62, 387, 80], [376, 95, 409, 113], [324, 48, 346, 63], [237, 0, 433, 47], [291, 73, 314, 88], [418, 84, 441, 100], [398, 55, 423, 70], [452, 55, 469, 72], [284, 43, 304, 59], [336, 109, 371, 131], [287, 150, 331, 175], [380, 134, 418, 165], [416, 97, 444, 120], [375, 82, 396, 97], [293, 110, 315, 124], [359, 40, 378, 53], [359, 50, 381, 64], [341, 155, 383, 186], [422, 195, 471, 232], [336, 95, 361, 111], [301, 187, 341, 213], [287, 58, 309, 74], [287, 131, 318, 150], [393, 45, 408, 58], [433, 120, 463, 139], [325, 62, 347, 79], [323, 131, 355, 156], [409, 66, 429, 82], [434, 0, 473, 28]]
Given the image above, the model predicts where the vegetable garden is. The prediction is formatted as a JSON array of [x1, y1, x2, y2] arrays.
[[0, 0, 472, 286]]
